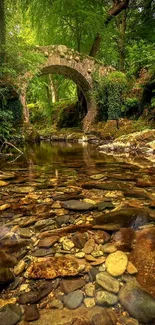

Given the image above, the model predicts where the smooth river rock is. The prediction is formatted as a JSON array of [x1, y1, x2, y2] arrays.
[[96, 272, 120, 293], [105, 251, 128, 277], [0, 304, 22, 325], [64, 290, 84, 309], [62, 200, 96, 211], [95, 290, 118, 306], [119, 279, 155, 323], [61, 278, 85, 294]]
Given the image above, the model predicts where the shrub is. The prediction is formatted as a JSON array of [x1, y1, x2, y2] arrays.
[[92, 71, 127, 122]]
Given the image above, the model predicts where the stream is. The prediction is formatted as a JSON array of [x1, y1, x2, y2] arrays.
[[0, 142, 155, 325]]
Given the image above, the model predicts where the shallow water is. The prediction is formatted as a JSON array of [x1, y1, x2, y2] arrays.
[[0, 142, 155, 324]]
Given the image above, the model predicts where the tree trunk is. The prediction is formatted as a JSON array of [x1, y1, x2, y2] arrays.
[[89, 0, 130, 58], [116, 10, 127, 71], [0, 0, 6, 66], [89, 33, 102, 57]]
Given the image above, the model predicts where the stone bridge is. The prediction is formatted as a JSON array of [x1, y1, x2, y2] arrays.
[[21, 45, 114, 131]]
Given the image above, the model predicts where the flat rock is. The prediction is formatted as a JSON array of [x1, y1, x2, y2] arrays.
[[56, 215, 70, 226], [9, 186, 35, 193], [0, 239, 31, 253], [14, 260, 26, 275], [34, 219, 55, 230], [64, 290, 84, 309], [0, 304, 22, 325], [119, 279, 155, 323], [0, 204, 10, 211], [72, 232, 88, 249], [19, 216, 37, 227], [0, 180, 8, 187], [0, 268, 14, 287], [25, 256, 90, 279], [83, 239, 95, 254], [31, 248, 55, 257], [38, 236, 59, 248], [62, 200, 95, 211], [19, 281, 53, 304], [25, 304, 39, 321], [93, 207, 150, 229], [95, 290, 118, 306], [0, 250, 17, 268], [106, 251, 128, 277], [18, 228, 32, 238], [96, 272, 120, 293], [61, 278, 85, 294], [92, 308, 117, 325], [102, 243, 117, 253], [97, 201, 114, 211]]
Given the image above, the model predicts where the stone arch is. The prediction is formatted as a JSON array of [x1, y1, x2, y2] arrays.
[[20, 45, 114, 131]]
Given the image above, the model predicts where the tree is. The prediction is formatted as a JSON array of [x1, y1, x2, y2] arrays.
[[0, 0, 6, 65]]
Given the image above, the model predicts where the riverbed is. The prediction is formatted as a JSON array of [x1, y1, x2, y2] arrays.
[[0, 142, 155, 325]]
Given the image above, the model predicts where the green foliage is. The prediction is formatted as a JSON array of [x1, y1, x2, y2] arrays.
[[107, 72, 127, 120], [92, 71, 127, 122], [0, 85, 23, 140], [57, 101, 83, 128], [122, 97, 140, 117], [127, 41, 155, 75]]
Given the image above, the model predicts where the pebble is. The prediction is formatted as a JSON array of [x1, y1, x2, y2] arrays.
[[106, 251, 128, 277], [96, 272, 120, 293], [14, 260, 26, 276], [85, 283, 95, 297], [0, 304, 22, 325], [72, 233, 88, 249], [62, 238, 75, 250], [84, 297, 95, 308], [95, 290, 118, 306], [83, 239, 95, 254], [48, 298, 63, 309], [61, 278, 85, 294], [75, 252, 85, 258], [102, 243, 117, 253], [18, 228, 32, 238], [19, 284, 30, 292], [91, 250, 104, 258], [24, 304, 39, 321], [126, 262, 138, 275], [64, 290, 84, 309], [38, 236, 59, 248]]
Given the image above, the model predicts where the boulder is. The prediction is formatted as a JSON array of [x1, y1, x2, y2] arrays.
[[119, 279, 155, 323]]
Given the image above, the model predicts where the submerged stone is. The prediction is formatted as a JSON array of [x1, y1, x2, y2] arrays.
[[93, 207, 150, 229], [62, 200, 96, 211], [0, 304, 22, 325], [64, 290, 84, 309], [106, 251, 128, 277], [119, 279, 155, 323], [96, 272, 120, 293], [25, 256, 90, 279]]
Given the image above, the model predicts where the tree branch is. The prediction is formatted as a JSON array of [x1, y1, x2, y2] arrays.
[[0, 141, 23, 155], [89, 0, 130, 57]]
